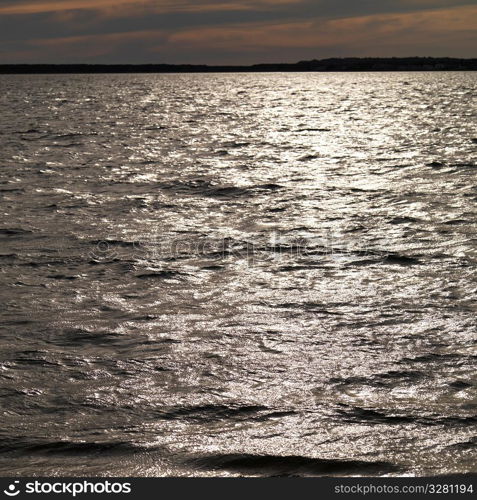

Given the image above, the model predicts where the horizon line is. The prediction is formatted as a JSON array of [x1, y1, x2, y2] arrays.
[[1, 57, 476, 74]]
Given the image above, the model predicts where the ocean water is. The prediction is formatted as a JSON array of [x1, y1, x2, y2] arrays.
[[0, 72, 476, 477]]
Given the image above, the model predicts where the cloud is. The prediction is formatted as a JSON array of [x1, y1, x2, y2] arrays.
[[0, 1, 475, 63], [0, 0, 302, 15], [167, 4, 477, 51], [1, 0, 475, 17]]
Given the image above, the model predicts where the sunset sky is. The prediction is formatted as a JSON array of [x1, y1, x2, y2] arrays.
[[0, 0, 476, 64]]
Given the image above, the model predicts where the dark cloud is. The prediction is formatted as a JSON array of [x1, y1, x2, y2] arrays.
[[0, 1, 475, 63]]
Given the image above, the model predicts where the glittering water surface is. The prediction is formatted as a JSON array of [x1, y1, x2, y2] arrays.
[[0, 73, 476, 477]]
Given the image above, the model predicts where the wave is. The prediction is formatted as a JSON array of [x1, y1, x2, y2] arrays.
[[331, 370, 426, 388], [89, 239, 139, 248], [0, 188, 24, 193], [337, 405, 416, 425], [0, 228, 33, 236], [296, 127, 331, 132], [350, 253, 421, 266], [52, 328, 124, 346], [185, 453, 399, 476], [0, 438, 162, 456], [448, 437, 477, 450], [158, 180, 283, 199], [221, 141, 252, 148], [299, 154, 320, 161], [152, 404, 296, 423], [337, 404, 477, 427], [136, 270, 186, 279]]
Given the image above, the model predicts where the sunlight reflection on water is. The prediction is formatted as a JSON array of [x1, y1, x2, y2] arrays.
[[0, 72, 475, 476]]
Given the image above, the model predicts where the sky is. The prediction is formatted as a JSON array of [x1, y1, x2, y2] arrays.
[[0, 0, 476, 64]]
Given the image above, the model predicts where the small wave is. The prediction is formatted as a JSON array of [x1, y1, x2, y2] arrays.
[[145, 125, 168, 131], [297, 128, 331, 132], [276, 265, 324, 272], [338, 404, 477, 427], [451, 163, 476, 169], [0, 438, 156, 456], [337, 405, 415, 425], [51, 133, 84, 140], [299, 154, 320, 161], [129, 314, 158, 321], [375, 370, 425, 381], [256, 183, 283, 191], [388, 216, 420, 224], [0, 228, 33, 236], [384, 254, 421, 265], [50, 142, 83, 148], [0, 254, 17, 260], [428, 415, 477, 426], [271, 301, 337, 312], [88, 258, 136, 267], [47, 274, 79, 280], [2, 319, 35, 326], [136, 270, 185, 279], [159, 180, 283, 199], [444, 219, 468, 225], [204, 186, 248, 198], [206, 184, 282, 198], [222, 141, 251, 148], [348, 258, 385, 267], [90, 239, 139, 248], [331, 370, 426, 387], [54, 328, 124, 346], [0, 188, 24, 193], [155, 404, 268, 422], [20, 260, 67, 268], [201, 265, 225, 271], [449, 380, 473, 390], [448, 437, 477, 450], [185, 453, 399, 476], [18, 128, 43, 134], [13, 357, 61, 368], [402, 353, 462, 363]]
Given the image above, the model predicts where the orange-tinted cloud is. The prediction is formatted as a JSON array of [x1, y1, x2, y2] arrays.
[[0, 0, 302, 15], [0, 1, 475, 63], [168, 4, 477, 50]]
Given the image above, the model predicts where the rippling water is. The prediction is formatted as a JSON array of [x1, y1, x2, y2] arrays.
[[0, 72, 476, 477]]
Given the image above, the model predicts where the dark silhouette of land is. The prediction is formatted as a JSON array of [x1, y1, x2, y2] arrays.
[[1, 57, 476, 74]]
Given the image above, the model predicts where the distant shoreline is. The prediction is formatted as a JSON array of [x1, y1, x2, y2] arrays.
[[1, 57, 476, 74]]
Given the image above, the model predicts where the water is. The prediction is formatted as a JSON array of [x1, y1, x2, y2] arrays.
[[0, 72, 476, 477]]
